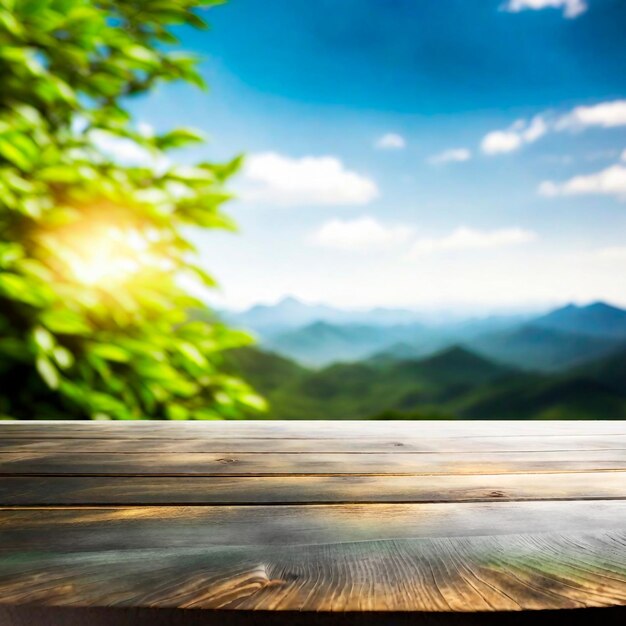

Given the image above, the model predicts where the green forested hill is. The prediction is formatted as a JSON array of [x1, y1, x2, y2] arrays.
[[575, 349, 626, 396], [224, 345, 626, 420], [467, 325, 621, 372], [459, 376, 626, 420]]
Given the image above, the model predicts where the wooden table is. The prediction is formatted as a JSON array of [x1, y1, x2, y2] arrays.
[[0, 420, 625, 625]]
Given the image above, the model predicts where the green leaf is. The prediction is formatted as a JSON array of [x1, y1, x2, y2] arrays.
[[125, 45, 159, 67], [186, 265, 217, 287], [33, 326, 55, 353], [156, 127, 205, 150], [0, 133, 38, 170], [53, 346, 74, 369], [0, 10, 22, 36], [178, 341, 208, 368], [239, 392, 268, 413], [38, 165, 83, 183], [211, 154, 244, 182], [0, 243, 23, 267], [36, 356, 60, 389], [41, 310, 90, 335], [0, 273, 51, 306], [90, 344, 130, 363], [166, 404, 189, 420]]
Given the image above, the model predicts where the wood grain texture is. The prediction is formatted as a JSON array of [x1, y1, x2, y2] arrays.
[[0, 421, 624, 618], [3, 434, 626, 453], [0, 523, 624, 611], [1, 420, 625, 439], [2, 472, 626, 505], [2, 501, 626, 549], [1, 450, 625, 475]]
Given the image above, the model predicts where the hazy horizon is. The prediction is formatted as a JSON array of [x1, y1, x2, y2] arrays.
[[218, 294, 626, 323]]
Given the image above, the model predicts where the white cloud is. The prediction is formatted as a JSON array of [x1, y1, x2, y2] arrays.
[[481, 130, 523, 155], [428, 148, 472, 165], [91, 130, 154, 166], [539, 164, 626, 200], [89, 128, 171, 175], [622, 149, 626, 162], [311, 216, 412, 252], [503, 0, 588, 19], [479, 101, 625, 157], [523, 116, 549, 143], [375, 133, 406, 150], [242, 152, 379, 207], [557, 100, 626, 130], [481, 116, 547, 155], [408, 226, 537, 258]]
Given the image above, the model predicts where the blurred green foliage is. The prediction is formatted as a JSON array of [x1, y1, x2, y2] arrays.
[[0, 0, 266, 420]]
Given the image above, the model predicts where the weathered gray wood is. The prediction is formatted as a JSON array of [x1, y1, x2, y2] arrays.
[[0, 421, 624, 618], [2, 434, 626, 453], [1, 420, 625, 440], [2, 472, 626, 505], [2, 501, 626, 549], [1, 450, 624, 475], [0, 522, 624, 611]]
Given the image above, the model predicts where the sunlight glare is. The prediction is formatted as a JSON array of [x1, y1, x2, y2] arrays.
[[64, 226, 158, 287]]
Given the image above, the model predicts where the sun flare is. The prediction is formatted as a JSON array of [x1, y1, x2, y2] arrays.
[[53, 225, 162, 287]]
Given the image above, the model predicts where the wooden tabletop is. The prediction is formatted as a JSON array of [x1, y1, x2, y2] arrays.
[[0, 420, 625, 624]]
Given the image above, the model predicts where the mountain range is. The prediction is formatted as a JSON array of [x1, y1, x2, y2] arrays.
[[225, 296, 532, 334], [533, 302, 626, 339], [224, 344, 626, 421], [224, 296, 436, 334], [225, 299, 626, 371]]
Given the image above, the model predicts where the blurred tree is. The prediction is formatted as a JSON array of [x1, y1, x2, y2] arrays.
[[0, 0, 266, 420]]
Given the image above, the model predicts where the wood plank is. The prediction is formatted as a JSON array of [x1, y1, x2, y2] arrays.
[[3, 533, 626, 612], [0, 503, 624, 611], [1, 422, 624, 616], [1, 472, 626, 505], [2, 501, 625, 549], [2, 435, 626, 454], [2, 420, 625, 440], [1, 450, 624, 475]]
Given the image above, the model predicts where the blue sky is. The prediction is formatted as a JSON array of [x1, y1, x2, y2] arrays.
[[132, 0, 626, 312]]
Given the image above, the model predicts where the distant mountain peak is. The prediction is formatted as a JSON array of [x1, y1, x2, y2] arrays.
[[533, 300, 626, 340], [587, 301, 622, 312], [249, 296, 305, 311], [556, 303, 578, 313], [276, 295, 306, 307], [549, 301, 622, 314], [422, 344, 499, 368]]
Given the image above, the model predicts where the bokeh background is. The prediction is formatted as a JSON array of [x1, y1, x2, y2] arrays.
[[1, 0, 625, 420]]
